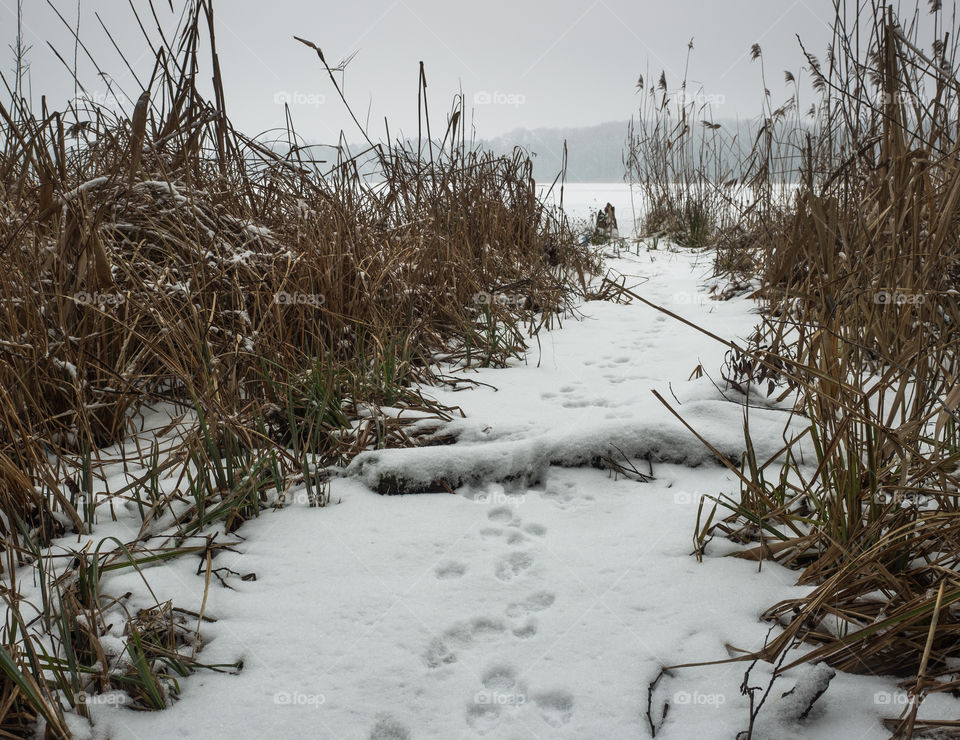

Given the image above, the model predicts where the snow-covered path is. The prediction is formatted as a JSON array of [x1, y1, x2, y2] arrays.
[[90, 245, 923, 739]]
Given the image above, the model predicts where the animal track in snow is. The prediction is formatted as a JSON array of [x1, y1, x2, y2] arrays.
[[465, 703, 501, 734], [506, 591, 555, 618], [425, 489, 561, 733], [369, 715, 411, 739], [466, 665, 531, 734], [424, 617, 508, 669], [435, 561, 467, 580], [423, 638, 457, 669], [560, 396, 611, 409], [482, 665, 518, 691], [543, 478, 594, 511], [534, 690, 575, 727], [487, 507, 514, 523], [446, 617, 506, 645], [495, 551, 534, 582], [511, 619, 538, 639], [506, 531, 526, 546]]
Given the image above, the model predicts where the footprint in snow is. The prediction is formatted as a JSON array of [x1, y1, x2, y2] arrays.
[[487, 507, 514, 524], [495, 551, 534, 582], [465, 703, 501, 734], [543, 479, 591, 511], [535, 690, 575, 727], [511, 619, 538, 639], [506, 531, 526, 546], [522, 523, 546, 537], [561, 397, 610, 409], [506, 591, 555, 618], [435, 561, 467, 580], [466, 666, 530, 733], [455, 616, 504, 638], [369, 715, 411, 740], [425, 617, 507, 668], [479, 527, 503, 539], [447, 617, 507, 646], [482, 665, 519, 692], [423, 637, 457, 669]]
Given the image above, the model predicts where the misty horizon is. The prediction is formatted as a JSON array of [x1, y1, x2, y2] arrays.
[[2, 1, 831, 147]]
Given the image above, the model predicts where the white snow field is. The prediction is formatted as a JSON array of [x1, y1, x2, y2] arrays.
[[69, 186, 958, 739]]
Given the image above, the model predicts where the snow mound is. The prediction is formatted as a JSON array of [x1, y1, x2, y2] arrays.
[[778, 663, 837, 721], [347, 400, 793, 494]]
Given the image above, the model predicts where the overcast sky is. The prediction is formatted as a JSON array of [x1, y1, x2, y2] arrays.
[[2, 1, 835, 143]]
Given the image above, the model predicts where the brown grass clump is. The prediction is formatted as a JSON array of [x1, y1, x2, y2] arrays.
[[648, 3, 960, 736], [625, 57, 732, 249]]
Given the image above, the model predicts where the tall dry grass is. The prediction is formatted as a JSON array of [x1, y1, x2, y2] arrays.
[[633, 2, 960, 736], [626, 40, 806, 285]]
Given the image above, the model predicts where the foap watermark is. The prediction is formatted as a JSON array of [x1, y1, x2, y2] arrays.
[[673, 91, 727, 108], [874, 691, 911, 706], [473, 291, 526, 308], [72, 90, 131, 115], [874, 290, 925, 305], [274, 91, 326, 109], [868, 90, 929, 108], [274, 292, 326, 307], [672, 291, 707, 306], [473, 91, 526, 108], [674, 691, 726, 707], [673, 490, 704, 506], [277, 489, 325, 508], [74, 290, 126, 307], [875, 491, 923, 506], [77, 692, 128, 707], [273, 690, 326, 707], [475, 490, 525, 507], [474, 690, 527, 706]]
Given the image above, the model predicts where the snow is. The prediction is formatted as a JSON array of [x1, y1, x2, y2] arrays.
[[59, 176, 111, 203], [49, 356, 79, 381], [772, 663, 837, 722], [29, 184, 960, 739], [347, 398, 794, 495]]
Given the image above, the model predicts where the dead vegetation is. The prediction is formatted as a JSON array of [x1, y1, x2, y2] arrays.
[[632, 1, 960, 737], [630, 2, 960, 736]]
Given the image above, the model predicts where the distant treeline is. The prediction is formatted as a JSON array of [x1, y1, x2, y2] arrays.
[[298, 118, 808, 184], [481, 118, 809, 183], [481, 121, 630, 183]]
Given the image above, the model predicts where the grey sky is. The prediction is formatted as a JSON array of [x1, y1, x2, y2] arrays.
[[2, 1, 833, 142]]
